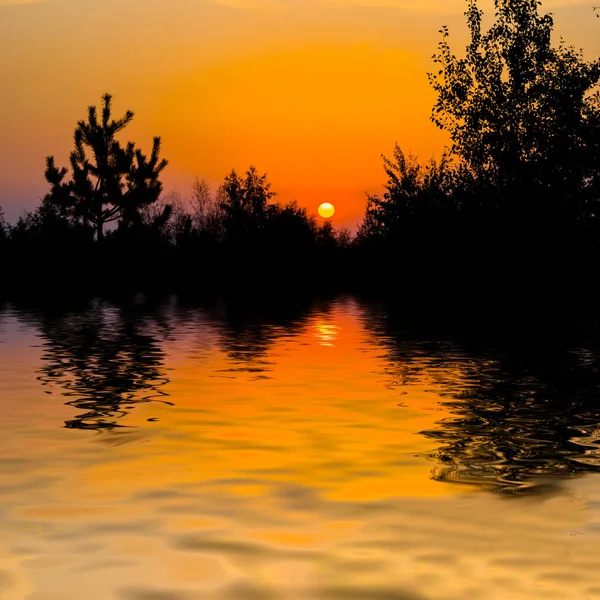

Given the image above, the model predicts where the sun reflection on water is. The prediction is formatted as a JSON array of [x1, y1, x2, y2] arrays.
[[314, 321, 340, 347]]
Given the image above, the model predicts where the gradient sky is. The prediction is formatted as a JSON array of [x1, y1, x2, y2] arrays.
[[1, 0, 598, 227]]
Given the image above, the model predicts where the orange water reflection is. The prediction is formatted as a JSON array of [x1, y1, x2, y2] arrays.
[[1, 297, 600, 599]]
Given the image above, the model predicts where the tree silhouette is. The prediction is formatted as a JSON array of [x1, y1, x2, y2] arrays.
[[220, 167, 275, 221], [316, 219, 338, 251], [357, 145, 462, 246], [190, 177, 224, 233], [429, 0, 600, 223], [219, 166, 276, 247], [264, 200, 318, 257], [45, 94, 168, 242]]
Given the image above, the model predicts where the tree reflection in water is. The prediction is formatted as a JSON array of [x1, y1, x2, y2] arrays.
[[425, 341, 600, 493], [24, 294, 317, 430], [16, 295, 600, 492], [198, 294, 315, 376], [25, 297, 173, 431], [363, 304, 600, 493]]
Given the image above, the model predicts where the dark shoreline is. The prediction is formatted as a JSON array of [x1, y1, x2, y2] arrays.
[[3, 253, 598, 335]]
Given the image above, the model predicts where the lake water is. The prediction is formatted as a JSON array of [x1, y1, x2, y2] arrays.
[[1, 294, 600, 599]]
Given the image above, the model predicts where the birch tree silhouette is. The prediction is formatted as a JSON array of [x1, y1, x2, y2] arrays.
[[429, 0, 600, 221]]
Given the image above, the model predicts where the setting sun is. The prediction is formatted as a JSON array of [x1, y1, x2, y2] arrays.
[[318, 202, 336, 219]]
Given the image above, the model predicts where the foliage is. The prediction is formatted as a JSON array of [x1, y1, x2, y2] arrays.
[[357, 145, 469, 248], [264, 200, 319, 256], [6, 196, 94, 285], [428, 0, 600, 221], [112, 193, 174, 250], [190, 177, 225, 239], [45, 94, 168, 241], [336, 226, 354, 249], [217, 166, 277, 250], [316, 219, 338, 250], [219, 166, 276, 241]]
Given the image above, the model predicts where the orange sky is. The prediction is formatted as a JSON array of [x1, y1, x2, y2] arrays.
[[0, 0, 598, 227]]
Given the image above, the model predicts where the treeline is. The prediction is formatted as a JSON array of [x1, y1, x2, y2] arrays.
[[1, 150, 352, 291], [358, 0, 600, 289], [1, 0, 600, 296], [0, 94, 352, 292]]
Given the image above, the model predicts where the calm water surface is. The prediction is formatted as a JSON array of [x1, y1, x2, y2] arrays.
[[1, 295, 600, 599]]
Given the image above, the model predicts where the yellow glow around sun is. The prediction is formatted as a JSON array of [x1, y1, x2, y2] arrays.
[[318, 202, 335, 219]]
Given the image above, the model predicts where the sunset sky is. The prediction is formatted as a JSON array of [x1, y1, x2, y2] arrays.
[[1, 0, 598, 227]]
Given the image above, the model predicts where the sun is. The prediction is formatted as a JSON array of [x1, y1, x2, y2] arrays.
[[318, 202, 335, 219]]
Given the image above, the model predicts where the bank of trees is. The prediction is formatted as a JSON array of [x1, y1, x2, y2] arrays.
[[2, 0, 599, 291], [356, 0, 600, 271], [0, 93, 349, 288]]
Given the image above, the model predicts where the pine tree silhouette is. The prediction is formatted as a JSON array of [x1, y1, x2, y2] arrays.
[[45, 94, 168, 242]]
